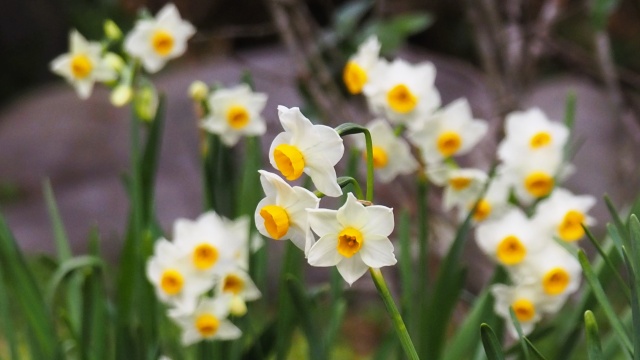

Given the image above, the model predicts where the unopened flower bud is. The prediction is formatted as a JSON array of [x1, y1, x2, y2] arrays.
[[103, 19, 122, 41], [134, 84, 158, 122], [110, 84, 133, 107], [104, 52, 126, 73], [229, 295, 247, 317], [189, 81, 209, 101]]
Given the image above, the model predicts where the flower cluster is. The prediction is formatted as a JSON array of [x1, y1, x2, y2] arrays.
[[50, 3, 194, 107], [146, 212, 261, 345], [254, 106, 398, 285], [343, 35, 594, 337], [344, 36, 488, 184]]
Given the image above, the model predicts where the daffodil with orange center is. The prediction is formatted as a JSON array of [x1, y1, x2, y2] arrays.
[[171, 296, 242, 345], [50, 30, 117, 99], [363, 58, 441, 125], [532, 188, 596, 243], [146, 238, 214, 314], [201, 84, 268, 146], [353, 119, 418, 183], [306, 193, 397, 285], [407, 98, 488, 165], [343, 35, 381, 95], [124, 3, 195, 73], [269, 106, 344, 197], [173, 211, 242, 276], [475, 208, 544, 267], [255, 170, 320, 255]]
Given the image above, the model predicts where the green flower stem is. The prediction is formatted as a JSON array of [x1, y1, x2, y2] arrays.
[[363, 128, 374, 202], [370, 268, 419, 360]]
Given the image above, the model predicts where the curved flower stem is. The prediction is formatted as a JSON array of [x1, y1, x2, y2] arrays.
[[369, 268, 419, 360]]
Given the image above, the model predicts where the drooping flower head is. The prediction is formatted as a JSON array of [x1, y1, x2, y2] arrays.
[[124, 3, 196, 73], [201, 84, 267, 146], [269, 106, 345, 197], [146, 239, 214, 313], [306, 193, 397, 285], [353, 119, 418, 183], [532, 188, 596, 243], [475, 208, 546, 267], [50, 30, 117, 99], [363, 58, 441, 125], [343, 35, 382, 95], [255, 170, 320, 255], [407, 98, 488, 165], [171, 296, 242, 346]]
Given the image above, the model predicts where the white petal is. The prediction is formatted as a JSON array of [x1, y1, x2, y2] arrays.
[[215, 321, 242, 340], [305, 159, 342, 197], [360, 205, 394, 237], [307, 234, 341, 266], [336, 193, 368, 229], [181, 328, 202, 346], [336, 254, 369, 285], [360, 235, 396, 268], [306, 208, 340, 237]]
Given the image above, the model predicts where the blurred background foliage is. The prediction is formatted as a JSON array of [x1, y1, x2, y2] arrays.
[[2, 0, 639, 108]]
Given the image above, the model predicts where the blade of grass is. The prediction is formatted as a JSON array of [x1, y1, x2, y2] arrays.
[[480, 323, 505, 360], [81, 229, 109, 360], [585, 310, 603, 360], [578, 249, 633, 355], [46, 255, 104, 307]]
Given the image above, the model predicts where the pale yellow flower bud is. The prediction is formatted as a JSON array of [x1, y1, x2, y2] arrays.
[[110, 85, 133, 107], [104, 19, 122, 40], [103, 52, 125, 73], [135, 84, 158, 122], [189, 81, 209, 101], [229, 295, 247, 317]]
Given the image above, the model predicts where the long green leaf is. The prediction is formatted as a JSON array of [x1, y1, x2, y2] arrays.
[[275, 242, 302, 360], [46, 255, 104, 309], [578, 249, 633, 355], [0, 262, 18, 359], [443, 267, 508, 360], [509, 308, 531, 360], [139, 94, 166, 224], [398, 209, 414, 335], [480, 323, 505, 360], [621, 244, 640, 360], [285, 276, 326, 360], [585, 310, 604, 360], [0, 211, 62, 358], [583, 224, 630, 301], [81, 230, 109, 360]]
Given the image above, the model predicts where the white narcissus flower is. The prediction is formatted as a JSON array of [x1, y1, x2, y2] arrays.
[[511, 242, 582, 303], [343, 35, 381, 95], [124, 3, 196, 73], [532, 188, 596, 243], [498, 108, 569, 163], [269, 106, 345, 197], [255, 170, 320, 255], [221, 215, 262, 270], [499, 149, 570, 205], [407, 98, 488, 165], [307, 193, 397, 285], [458, 172, 512, 223], [363, 58, 441, 125], [491, 283, 564, 337], [215, 265, 261, 316], [171, 296, 242, 345], [146, 238, 214, 313], [475, 208, 546, 267], [201, 84, 268, 146], [173, 212, 241, 276], [50, 30, 117, 99], [353, 119, 418, 183], [428, 166, 487, 211]]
